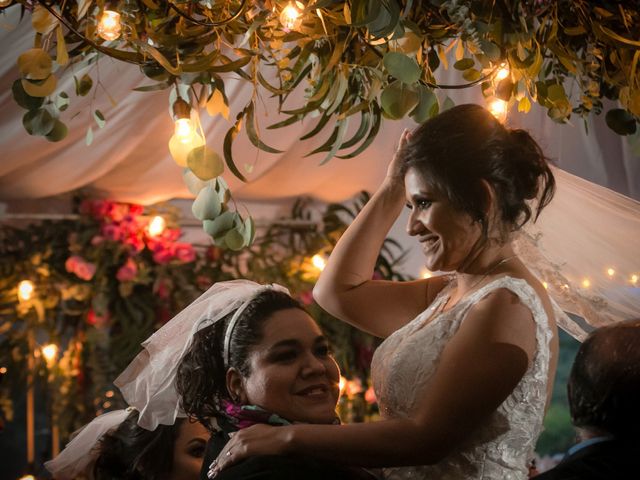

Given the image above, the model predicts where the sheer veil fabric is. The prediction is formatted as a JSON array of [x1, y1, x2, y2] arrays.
[[114, 280, 289, 430], [515, 166, 640, 340]]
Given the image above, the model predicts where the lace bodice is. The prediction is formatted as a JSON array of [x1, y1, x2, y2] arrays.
[[371, 276, 552, 480]]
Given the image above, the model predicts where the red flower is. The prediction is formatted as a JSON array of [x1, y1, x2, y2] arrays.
[[152, 243, 174, 264], [128, 204, 144, 216], [172, 243, 196, 263], [116, 257, 138, 282], [87, 309, 110, 328]]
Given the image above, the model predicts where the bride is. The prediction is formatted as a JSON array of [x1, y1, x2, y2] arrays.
[[211, 104, 559, 480]]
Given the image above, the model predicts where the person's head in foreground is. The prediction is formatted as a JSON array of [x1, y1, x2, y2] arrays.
[[46, 408, 209, 480], [176, 287, 341, 429], [568, 318, 640, 443], [399, 103, 555, 272]]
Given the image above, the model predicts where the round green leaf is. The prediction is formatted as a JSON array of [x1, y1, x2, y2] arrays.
[[225, 228, 245, 251], [203, 211, 235, 237], [187, 146, 224, 181], [182, 168, 209, 195], [605, 109, 637, 136], [453, 58, 475, 71], [380, 80, 419, 119], [192, 185, 222, 221], [383, 52, 421, 85], [410, 84, 438, 123], [22, 108, 55, 136], [45, 119, 68, 142], [17, 48, 52, 80], [462, 68, 482, 82], [12, 79, 44, 110], [242, 216, 255, 246]]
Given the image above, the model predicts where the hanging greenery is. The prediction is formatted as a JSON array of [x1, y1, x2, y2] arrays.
[[0, 193, 406, 448], [7, 0, 640, 245]]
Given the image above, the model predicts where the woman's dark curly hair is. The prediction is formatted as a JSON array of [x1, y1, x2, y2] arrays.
[[176, 289, 302, 431], [400, 104, 555, 239], [93, 410, 183, 480]]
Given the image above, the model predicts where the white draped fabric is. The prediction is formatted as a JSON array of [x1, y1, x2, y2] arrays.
[[1, 6, 639, 332]]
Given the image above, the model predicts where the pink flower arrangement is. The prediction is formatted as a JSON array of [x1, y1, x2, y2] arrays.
[[65, 255, 96, 281], [172, 243, 196, 263], [116, 258, 138, 282]]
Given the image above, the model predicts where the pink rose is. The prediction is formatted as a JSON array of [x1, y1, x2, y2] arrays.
[[152, 244, 174, 264], [101, 224, 122, 242], [65, 255, 96, 281], [116, 257, 138, 282], [124, 235, 145, 253], [364, 386, 377, 405], [161, 228, 181, 242], [172, 243, 196, 263]]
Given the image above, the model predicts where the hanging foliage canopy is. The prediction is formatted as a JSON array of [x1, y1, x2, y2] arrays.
[[7, 0, 640, 244]]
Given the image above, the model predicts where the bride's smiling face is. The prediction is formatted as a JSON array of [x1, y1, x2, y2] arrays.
[[404, 168, 482, 272]]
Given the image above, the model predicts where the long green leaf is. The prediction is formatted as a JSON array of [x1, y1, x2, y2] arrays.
[[246, 102, 283, 153], [300, 112, 332, 140], [337, 103, 381, 159], [223, 111, 247, 182]]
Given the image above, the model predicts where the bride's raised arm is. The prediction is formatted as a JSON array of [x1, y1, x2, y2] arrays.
[[313, 130, 440, 338]]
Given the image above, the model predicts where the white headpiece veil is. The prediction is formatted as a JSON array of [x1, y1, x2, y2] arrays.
[[44, 408, 133, 480], [114, 279, 289, 430]]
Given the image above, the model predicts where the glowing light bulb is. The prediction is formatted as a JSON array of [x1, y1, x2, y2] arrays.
[[105, 390, 115, 398], [0, 367, 7, 374], [18, 280, 35, 301], [631, 274, 639, 286], [18, 476, 35, 480], [280, 2, 302, 31], [147, 215, 166, 237], [0, 0, 13, 7], [311, 254, 327, 271], [581, 278, 591, 289], [488, 99, 508, 122], [175, 118, 196, 143], [495, 64, 510, 81], [42, 344, 58, 365], [421, 268, 433, 279], [97, 10, 121, 41], [606, 268, 615, 278]]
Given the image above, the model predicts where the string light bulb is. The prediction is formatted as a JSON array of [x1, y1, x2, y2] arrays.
[[495, 63, 510, 81], [0, 367, 7, 374], [18, 280, 35, 301], [147, 215, 166, 237], [581, 278, 591, 289], [168, 98, 205, 166], [606, 268, 615, 278], [631, 274, 639, 286], [97, 10, 122, 41], [42, 344, 58, 366], [279, 1, 303, 31], [311, 254, 327, 272], [488, 99, 508, 122]]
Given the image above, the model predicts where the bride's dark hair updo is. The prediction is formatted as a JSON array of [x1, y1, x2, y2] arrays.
[[401, 104, 555, 237]]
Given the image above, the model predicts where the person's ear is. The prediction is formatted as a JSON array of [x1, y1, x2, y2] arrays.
[[226, 368, 247, 404]]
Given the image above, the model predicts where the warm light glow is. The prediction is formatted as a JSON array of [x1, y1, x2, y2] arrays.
[[147, 215, 166, 237], [42, 344, 58, 365], [631, 274, 639, 286], [542, 281, 548, 290], [311, 254, 327, 272], [105, 390, 115, 398], [606, 268, 615, 278], [488, 99, 508, 122], [581, 278, 591, 288], [421, 268, 433, 279], [279, 2, 302, 30], [0, 367, 7, 374], [97, 10, 122, 41], [18, 280, 35, 301], [0, 0, 13, 7], [339, 375, 347, 394], [18, 476, 35, 480], [495, 64, 510, 81], [103, 401, 112, 409], [174, 118, 196, 143]]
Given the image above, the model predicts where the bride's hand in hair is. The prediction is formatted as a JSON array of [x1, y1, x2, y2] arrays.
[[384, 128, 413, 189], [208, 424, 291, 477]]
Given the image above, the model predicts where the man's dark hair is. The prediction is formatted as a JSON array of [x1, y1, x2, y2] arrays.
[[568, 318, 640, 441]]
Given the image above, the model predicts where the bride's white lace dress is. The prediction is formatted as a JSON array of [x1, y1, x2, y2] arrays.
[[371, 276, 552, 480]]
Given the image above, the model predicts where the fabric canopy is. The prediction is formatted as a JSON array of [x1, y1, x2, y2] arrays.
[[1, 6, 639, 333]]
